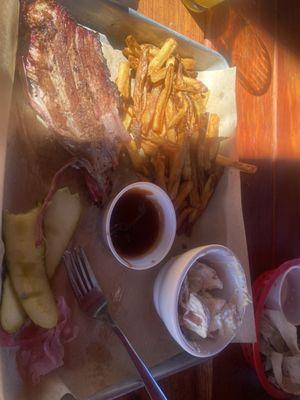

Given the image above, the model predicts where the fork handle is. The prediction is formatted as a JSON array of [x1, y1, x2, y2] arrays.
[[110, 321, 168, 400]]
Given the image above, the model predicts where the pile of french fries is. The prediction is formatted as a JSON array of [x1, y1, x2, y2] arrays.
[[116, 36, 257, 235]]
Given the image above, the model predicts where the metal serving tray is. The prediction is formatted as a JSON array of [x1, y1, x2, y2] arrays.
[[56, 1, 228, 398]]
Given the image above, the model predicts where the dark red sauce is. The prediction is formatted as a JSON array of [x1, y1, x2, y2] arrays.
[[110, 189, 161, 257]]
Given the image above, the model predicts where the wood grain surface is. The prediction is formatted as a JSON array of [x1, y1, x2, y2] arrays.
[[117, 0, 300, 399]]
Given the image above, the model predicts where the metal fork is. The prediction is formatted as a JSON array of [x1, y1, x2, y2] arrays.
[[63, 247, 167, 400]]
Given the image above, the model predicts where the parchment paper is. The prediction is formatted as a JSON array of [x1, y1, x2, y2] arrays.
[[0, 2, 255, 400]]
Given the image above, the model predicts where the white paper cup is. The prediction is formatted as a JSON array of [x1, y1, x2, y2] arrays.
[[153, 245, 249, 357], [103, 182, 176, 270], [265, 265, 300, 325]]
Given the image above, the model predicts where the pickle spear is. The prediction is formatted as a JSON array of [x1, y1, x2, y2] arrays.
[[44, 187, 81, 278], [3, 207, 58, 329], [0, 276, 26, 333]]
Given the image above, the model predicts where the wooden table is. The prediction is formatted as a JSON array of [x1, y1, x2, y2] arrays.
[[118, 0, 300, 398]]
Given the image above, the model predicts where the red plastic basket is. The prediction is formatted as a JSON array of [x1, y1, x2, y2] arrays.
[[241, 259, 300, 399]]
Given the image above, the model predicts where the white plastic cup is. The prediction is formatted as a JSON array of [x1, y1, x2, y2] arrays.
[[103, 182, 176, 270], [153, 245, 249, 357], [265, 265, 300, 325]]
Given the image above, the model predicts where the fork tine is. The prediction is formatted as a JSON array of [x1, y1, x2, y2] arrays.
[[63, 252, 84, 298], [64, 248, 108, 318], [69, 251, 89, 295], [75, 247, 94, 291], [78, 247, 100, 289]]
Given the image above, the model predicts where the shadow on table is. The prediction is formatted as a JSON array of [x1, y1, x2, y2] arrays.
[[185, 1, 273, 97], [186, 0, 300, 97]]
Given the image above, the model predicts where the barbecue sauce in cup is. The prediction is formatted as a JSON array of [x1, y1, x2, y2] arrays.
[[110, 189, 161, 258]]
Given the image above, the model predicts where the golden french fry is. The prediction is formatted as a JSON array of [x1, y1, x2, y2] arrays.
[[197, 114, 219, 174], [141, 106, 152, 136], [173, 90, 184, 108], [207, 137, 228, 163], [141, 140, 159, 157], [185, 94, 197, 132], [128, 139, 138, 152], [185, 167, 224, 235], [141, 44, 159, 57], [197, 113, 219, 171], [177, 131, 185, 144], [161, 141, 179, 155], [182, 141, 192, 181], [136, 173, 151, 183], [177, 206, 195, 234], [202, 150, 211, 172], [195, 113, 209, 191], [185, 70, 198, 78], [141, 86, 148, 116], [166, 128, 177, 143], [128, 55, 139, 70], [197, 164, 205, 196], [116, 60, 130, 99], [133, 49, 149, 118], [161, 122, 167, 137], [175, 62, 184, 88], [165, 96, 175, 127], [207, 113, 220, 138], [185, 207, 201, 236], [148, 134, 179, 153], [150, 68, 167, 83], [126, 140, 153, 177], [183, 133, 200, 207], [189, 152, 200, 207], [175, 68, 203, 93], [122, 47, 134, 58], [148, 38, 177, 75], [199, 112, 210, 129], [125, 35, 141, 57], [141, 108, 153, 135], [148, 47, 159, 57], [154, 153, 167, 191], [188, 207, 200, 225], [216, 154, 257, 174], [182, 76, 204, 91], [152, 64, 174, 133], [174, 181, 193, 210], [168, 95, 188, 129], [123, 106, 133, 130], [141, 85, 162, 135], [168, 136, 187, 199], [201, 90, 210, 107], [200, 166, 224, 209], [177, 199, 188, 214], [149, 55, 175, 84], [127, 141, 150, 176], [174, 85, 200, 94], [166, 56, 175, 67], [197, 112, 210, 148], [130, 117, 143, 140], [181, 57, 196, 71], [191, 92, 210, 120]]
